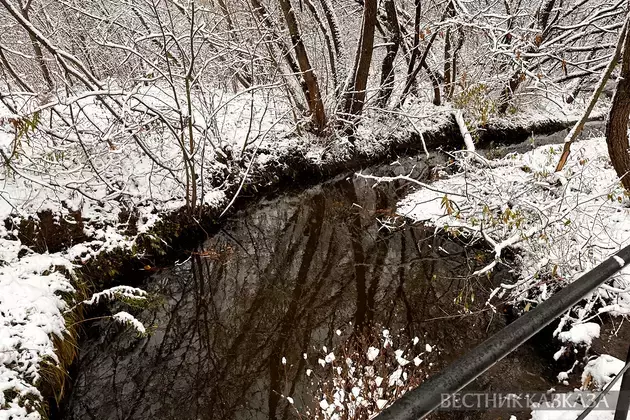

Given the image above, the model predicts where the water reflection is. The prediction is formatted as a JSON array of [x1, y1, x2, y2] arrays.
[[63, 160, 539, 420]]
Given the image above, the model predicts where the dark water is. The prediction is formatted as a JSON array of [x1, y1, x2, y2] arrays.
[[62, 155, 556, 420]]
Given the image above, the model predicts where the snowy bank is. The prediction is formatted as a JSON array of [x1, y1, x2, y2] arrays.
[[0, 243, 74, 419], [396, 135, 630, 383]]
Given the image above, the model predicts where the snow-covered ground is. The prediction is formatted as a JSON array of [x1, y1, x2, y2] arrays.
[[0, 239, 148, 419], [531, 354, 629, 420], [0, 221, 151, 419], [398, 135, 630, 318], [396, 135, 630, 418], [0, 245, 74, 419]]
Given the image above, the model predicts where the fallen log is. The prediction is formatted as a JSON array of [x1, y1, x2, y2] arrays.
[[476, 113, 606, 148]]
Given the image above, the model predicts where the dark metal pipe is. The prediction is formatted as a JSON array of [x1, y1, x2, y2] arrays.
[[375, 244, 630, 420]]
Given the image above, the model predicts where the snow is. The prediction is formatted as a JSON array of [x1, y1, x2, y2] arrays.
[[388, 368, 403, 387], [112, 311, 146, 334], [558, 323, 600, 346], [532, 408, 629, 420], [613, 255, 625, 268], [583, 355, 625, 390], [78, 285, 147, 307], [396, 135, 630, 403], [0, 131, 12, 155], [0, 238, 148, 416], [0, 248, 74, 417], [397, 137, 630, 340], [395, 350, 410, 366], [530, 355, 628, 420], [367, 347, 380, 361]]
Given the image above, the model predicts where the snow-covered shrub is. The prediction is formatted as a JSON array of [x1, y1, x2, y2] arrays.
[[70, 285, 149, 336]]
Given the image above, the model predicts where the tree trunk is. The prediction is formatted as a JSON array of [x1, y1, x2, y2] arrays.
[[423, 61, 442, 106], [537, 0, 556, 30], [444, 27, 452, 95], [344, 0, 378, 118], [606, 18, 630, 191], [318, 0, 343, 61], [398, 0, 454, 107], [397, 30, 439, 107], [19, 0, 53, 90], [250, 0, 307, 107], [442, 2, 455, 100], [554, 17, 629, 172], [405, 0, 422, 95], [278, 0, 327, 133], [304, 0, 339, 91], [376, 0, 401, 108]]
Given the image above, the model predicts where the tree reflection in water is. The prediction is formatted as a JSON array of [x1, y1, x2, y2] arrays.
[[64, 165, 535, 420]]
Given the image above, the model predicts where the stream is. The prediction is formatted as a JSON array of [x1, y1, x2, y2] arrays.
[[61, 150, 570, 420]]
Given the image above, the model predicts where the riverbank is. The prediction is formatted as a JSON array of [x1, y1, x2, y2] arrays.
[[0, 106, 604, 419], [395, 129, 630, 411]]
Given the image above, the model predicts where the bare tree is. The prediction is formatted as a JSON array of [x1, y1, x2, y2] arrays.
[[496, 0, 558, 114], [442, 1, 455, 101], [343, 0, 379, 121], [278, 0, 327, 133]]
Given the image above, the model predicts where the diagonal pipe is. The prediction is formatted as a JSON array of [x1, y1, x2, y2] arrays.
[[375, 244, 630, 420]]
